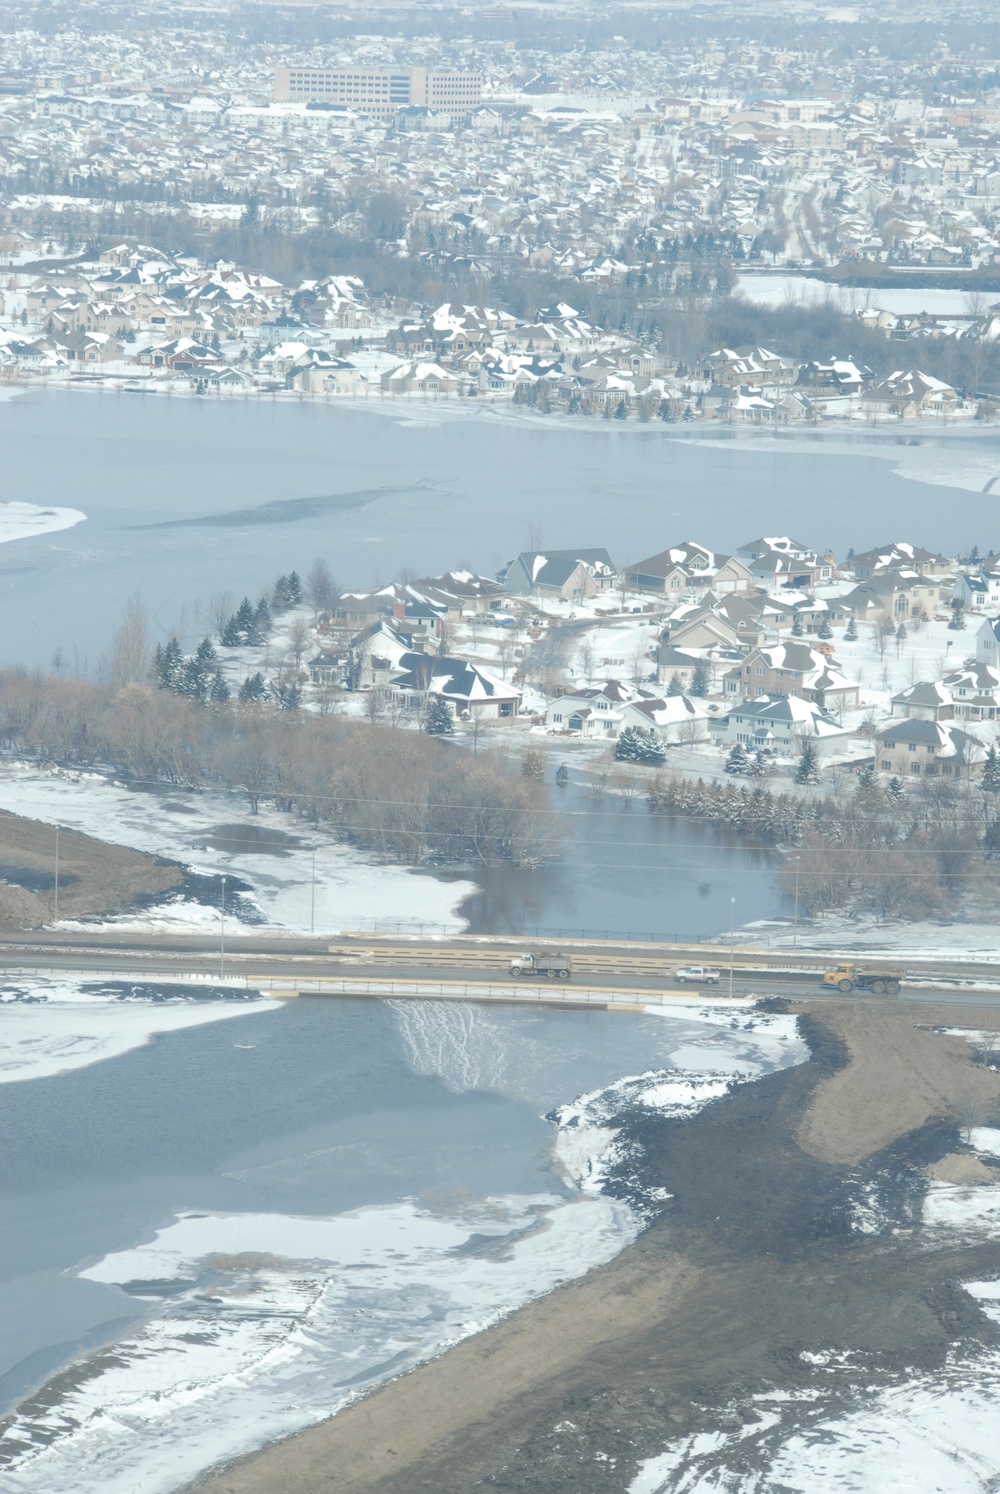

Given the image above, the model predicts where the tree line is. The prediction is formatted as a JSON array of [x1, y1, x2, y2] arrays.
[[0, 669, 559, 868], [647, 767, 1000, 922]]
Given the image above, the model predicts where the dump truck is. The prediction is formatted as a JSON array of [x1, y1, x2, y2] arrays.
[[509, 950, 572, 979], [820, 962, 903, 996]]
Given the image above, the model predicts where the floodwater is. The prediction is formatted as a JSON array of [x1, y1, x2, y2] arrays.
[[2, 388, 1000, 669]]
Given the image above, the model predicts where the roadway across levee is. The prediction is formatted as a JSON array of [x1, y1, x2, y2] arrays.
[[0, 930, 997, 1003]]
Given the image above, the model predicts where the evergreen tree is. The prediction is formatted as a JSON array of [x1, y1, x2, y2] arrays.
[[253, 597, 273, 643], [844, 617, 858, 642], [238, 672, 269, 703], [725, 743, 750, 776], [948, 599, 967, 632], [272, 574, 292, 610], [615, 726, 666, 764], [982, 746, 1000, 794], [154, 637, 183, 691], [791, 613, 804, 637], [195, 636, 217, 666], [274, 679, 301, 710], [613, 401, 628, 420], [817, 616, 833, 641], [178, 657, 209, 703], [667, 672, 685, 697], [690, 660, 710, 697], [886, 776, 906, 803], [555, 764, 569, 786], [220, 615, 242, 648], [231, 597, 256, 644], [794, 740, 819, 785], [209, 670, 231, 704], [424, 695, 454, 735], [286, 570, 302, 606]]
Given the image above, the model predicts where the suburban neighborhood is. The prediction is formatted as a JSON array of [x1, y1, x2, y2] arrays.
[[191, 532, 1000, 790]]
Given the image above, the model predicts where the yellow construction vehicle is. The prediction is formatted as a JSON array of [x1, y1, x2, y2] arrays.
[[821, 962, 903, 996]]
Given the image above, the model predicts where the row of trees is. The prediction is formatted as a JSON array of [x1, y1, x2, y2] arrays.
[[0, 669, 558, 868], [647, 768, 1000, 921]]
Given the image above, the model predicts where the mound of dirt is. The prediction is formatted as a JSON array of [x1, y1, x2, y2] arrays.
[[926, 1152, 998, 1186], [0, 883, 48, 929]]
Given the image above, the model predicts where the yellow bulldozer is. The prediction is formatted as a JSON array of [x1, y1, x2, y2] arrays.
[[820, 962, 903, 996]]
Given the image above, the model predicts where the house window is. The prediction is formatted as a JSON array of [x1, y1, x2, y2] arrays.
[[911, 762, 920, 774], [756, 668, 765, 676], [908, 743, 916, 752]]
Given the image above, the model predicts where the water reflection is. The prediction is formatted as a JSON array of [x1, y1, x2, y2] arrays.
[[447, 785, 780, 942]]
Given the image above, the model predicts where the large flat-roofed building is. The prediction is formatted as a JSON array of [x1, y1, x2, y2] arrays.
[[273, 65, 481, 119]]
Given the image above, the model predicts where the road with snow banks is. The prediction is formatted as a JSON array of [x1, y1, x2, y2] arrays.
[[1, 932, 999, 1008]]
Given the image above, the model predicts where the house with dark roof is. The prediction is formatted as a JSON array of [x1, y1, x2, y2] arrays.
[[711, 694, 852, 756], [499, 549, 616, 599], [725, 641, 859, 707], [390, 654, 520, 719], [890, 680, 954, 722], [875, 719, 989, 777]]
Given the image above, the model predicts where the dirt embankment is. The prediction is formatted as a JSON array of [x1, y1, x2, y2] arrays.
[[191, 1000, 1000, 1494], [0, 808, 183, 928]]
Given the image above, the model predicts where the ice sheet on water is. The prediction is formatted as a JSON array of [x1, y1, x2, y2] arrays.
[[0, 1193, 637, 1494], [0, 500, 85, 546], [0, 975, 281, 1084]]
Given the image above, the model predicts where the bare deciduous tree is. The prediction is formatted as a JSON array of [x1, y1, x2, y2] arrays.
[[100, 593, 150, 687]]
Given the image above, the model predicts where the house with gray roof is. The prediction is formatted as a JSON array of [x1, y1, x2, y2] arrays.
[[499, 548, 616, 599]]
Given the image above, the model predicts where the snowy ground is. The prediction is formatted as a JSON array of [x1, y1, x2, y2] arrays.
[[0, 761, 475, 935], [0, 995, 806, 1494], [735, 272, 984, 319], [0, 500, 85, 546], [0, 975, 282, 1084], [628, 1062, 1000, 1494]]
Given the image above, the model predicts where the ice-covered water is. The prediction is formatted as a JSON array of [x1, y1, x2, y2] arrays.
[[0, 987, 805, 1492], [3, 388, 1000, 670]]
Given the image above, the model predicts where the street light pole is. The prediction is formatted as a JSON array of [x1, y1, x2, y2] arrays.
[[220, 875, 226, 981], [793, 856, 800, 950], [310, 844, 316, 935], [729, 895, 735, 999], [53, 824, 60, 923]]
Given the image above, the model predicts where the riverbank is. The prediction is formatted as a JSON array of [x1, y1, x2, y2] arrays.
[[188, 998, 1000, 1494]]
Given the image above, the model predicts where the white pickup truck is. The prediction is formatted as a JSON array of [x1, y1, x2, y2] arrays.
[[674, 965, 721, 985]]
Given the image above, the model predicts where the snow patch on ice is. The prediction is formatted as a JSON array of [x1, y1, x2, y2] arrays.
[[0, 500, 85, 546], [0, 1193, 636, 1494], [0, 976, 280, 1083]]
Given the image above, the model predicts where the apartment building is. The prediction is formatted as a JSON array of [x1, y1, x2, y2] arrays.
[[273, 65, 481, 119]]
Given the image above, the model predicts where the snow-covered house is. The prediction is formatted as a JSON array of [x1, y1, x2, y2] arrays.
[[889, 680, 954, 722], [975, 615, 1000, 665], [725, 641, 859, 708], [735, 537, 834, 590], [940, 663, 1000, 721], [860, 369, 958, 419], [954, 571, 1000, 611], [546, 681, 634, 736], [390, 655, 520, 719], [711, 695, 852, 756], [875, 719, 991, 777], [619, 694, 714, 744], [500, 549, 616, 600], [624, 541, 751, 596]]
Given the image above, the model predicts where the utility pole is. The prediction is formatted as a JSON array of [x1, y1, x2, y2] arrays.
[[310, 844, 316, 935], [53, 825, 60, 923], [220, 875, 226, 981], [729, 895, 735, 999], [793, 856, 800, 950]]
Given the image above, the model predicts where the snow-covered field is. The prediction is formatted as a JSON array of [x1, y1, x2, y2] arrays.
[[0, 993, 806, 1494], [0, 761, 475, 935], [736, 273, 983, 319], [0, 975, 281, 1083], [0, 500, 85, 546]]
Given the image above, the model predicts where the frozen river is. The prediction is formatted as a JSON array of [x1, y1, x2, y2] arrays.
[[2, 387, 1000, 668]]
